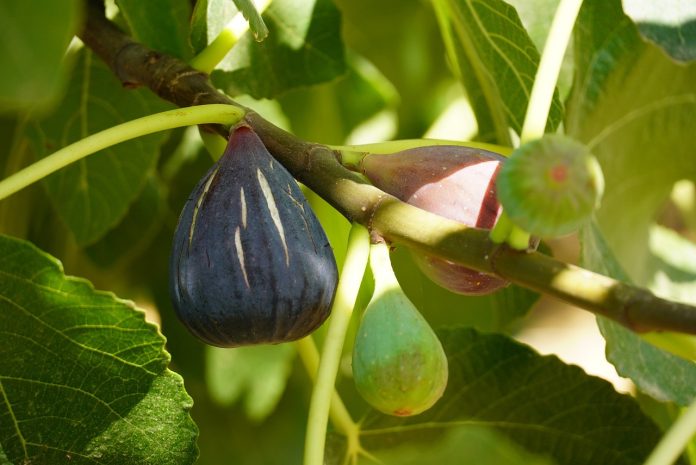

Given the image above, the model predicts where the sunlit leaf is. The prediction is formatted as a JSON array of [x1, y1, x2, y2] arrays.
[[433, 0, 563, 143], [230, 0, 269, 41], [568, 0, 696, 286], [622, 0, 696, 62], [581, 223, 696, 406], [0, 234, 198, 464]]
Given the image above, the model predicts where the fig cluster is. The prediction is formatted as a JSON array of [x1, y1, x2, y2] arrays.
[[169, 125, 338, 347], [361, 145, 508, 295]]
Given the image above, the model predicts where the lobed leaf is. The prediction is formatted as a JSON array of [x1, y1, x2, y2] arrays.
[[0, 234, 197, 464], [330, 328, 663, 465], [27, 51, 171, 246], [567, 0, 696, 285]]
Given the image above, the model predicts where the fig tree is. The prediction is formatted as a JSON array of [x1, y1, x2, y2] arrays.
[[169, 124, 338, 347]]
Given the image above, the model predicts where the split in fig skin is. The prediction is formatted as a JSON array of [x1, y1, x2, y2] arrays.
[[361, 146, 509, 295], [169, 125, 338, 347]]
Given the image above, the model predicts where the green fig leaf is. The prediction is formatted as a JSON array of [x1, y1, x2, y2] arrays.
[[0, 234, 197, 464], [84, 176, 167, 268], [27, 50, 171, 246], [331, 327, 662, 465], [117, 0, 193, 59], [230, 0, 269, 41], [0, 1, 81, 115], [581, 222, 696, 406], [622, 0, 696, 62], [210, 0, 346, 98], [567, 0, 696, 285], [433, 0, 563, 144], [205, 344, 296, 422]]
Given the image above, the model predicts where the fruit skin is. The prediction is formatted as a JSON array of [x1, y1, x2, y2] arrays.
[[170, 125, 338, 347], [361, 146, 508, 295], [497, 135, 604, 237], [352, 243, 448, 417]]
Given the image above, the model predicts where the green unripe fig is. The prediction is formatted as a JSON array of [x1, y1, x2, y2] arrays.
[[360, 145, 508, 295], [496, 135, 604, 237], [352, 242, 448, 416], [169, 124, 338, 347]]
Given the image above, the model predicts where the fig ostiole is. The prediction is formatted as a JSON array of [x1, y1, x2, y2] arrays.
[[352, 242, 448, 417], [169, 124, 338, 347], [360, 145, 510, 295], [496, 134, 604, 237]]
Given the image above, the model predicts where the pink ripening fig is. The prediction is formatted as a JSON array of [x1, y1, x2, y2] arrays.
[[360, 145, 508, 295]]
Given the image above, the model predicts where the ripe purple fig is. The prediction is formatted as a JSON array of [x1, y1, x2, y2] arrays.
[[170, 125, 338, 347], [361, 145, 507, 295]]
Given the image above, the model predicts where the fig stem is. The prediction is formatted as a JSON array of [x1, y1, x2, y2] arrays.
[[198, 130, 228, 161], [369, 242, 400, 296], [508, 227, 531, 251], [189, 0, 272, 74], [490, 211, 514, 243], [0, 104, 245, 202], [520, 0, 583, 143], [643, 397, 696, 465], [330, 139, 512, 158], [304, 223, 370, 465], [294, 337, 358, 436]]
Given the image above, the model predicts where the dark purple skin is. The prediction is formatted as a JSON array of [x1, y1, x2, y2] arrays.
[[361, 146, 508, 295], [170, 125, 338, 347]]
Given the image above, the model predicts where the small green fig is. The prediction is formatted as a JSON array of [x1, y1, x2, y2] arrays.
[[352, 242, 448, 416], [496, 135, 604, 237], [361, 145, 508, 295], [169, 124, 338, 347]]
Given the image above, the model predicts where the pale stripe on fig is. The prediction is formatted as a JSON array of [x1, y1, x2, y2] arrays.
[[257, 168, 290, 267]]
